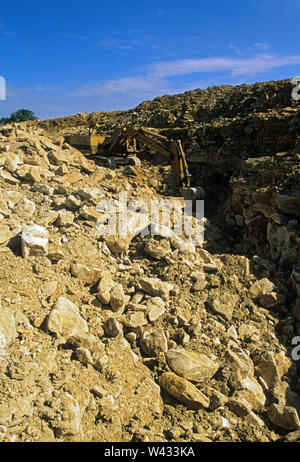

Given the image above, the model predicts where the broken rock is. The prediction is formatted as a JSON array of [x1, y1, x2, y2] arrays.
[[267, 403, 300, 431], [139, 277, 173, 300], [207, 291, 239, 321], [70, 262, 102, 285], [0, 304, 16, 350], [110, 284, 130, 313], [165, 349, 219, 383], [146, 297, 166, 322], [159, 372, 210, 410], [144, 238, 170, 259], [96, 272, 116, 305], [140, 327, 168, 356], [46, 297, 89, 338], [21, 224, 49, 258]]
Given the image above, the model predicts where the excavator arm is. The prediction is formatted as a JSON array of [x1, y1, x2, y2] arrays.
[[97, 126, 192, 188], [66, 125, 205, 197]]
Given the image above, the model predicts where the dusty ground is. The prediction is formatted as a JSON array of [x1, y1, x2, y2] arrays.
[[0, 78, 299, 442]]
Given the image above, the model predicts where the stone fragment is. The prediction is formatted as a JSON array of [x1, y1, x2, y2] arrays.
[[104, 210, 150, 254], [36, 210, 59, 227], [55, 210, 74, 227], [258, 292, 278, 308], [282, 429, 300, 442], [159, 372, 210, 410], [253, 352, 281, 389], [170, 235, 196, 255], [78, 156, 96, 173], [4, 154, 22, 173], [0, 170, 20, 184], [190, 271, 207, 291], [65, 195, 81, 210], [76, 347, 93, 366], [21, 224, 49, 257], [2, 190, 23, 208], [205, 388, 228, 411], [146, 297, 166, 322], [66, 332, 98, 350], [105, 235, 130, 254], [0, 304, 16, 349], [56, 164, 69, 175], [267, 403, 300, 431], [70, 262, 102, 285], [62, 171, 82, 184], [139, 277, 173, 300], [249, 278, 276, 299], [239, 376, 266, 411], [227, 397, 252, 417], [52, 392, 82, 437], [13, 197, 35, 219], [144, 238, 170, 259], [41, 281, 58, 299], [198, 248, 219, 272], [103, 318, 123, 338], [96, 273, 116, 305], [207, 292, 239, 321], [131, 292, 144, 304], [0, 225, 12, 244], [47, 244, 64, 261], [91, 385, 107, 398], [80, 205, 100, 222], [226, 346, 254, 377], [165, 349, 219, 383], [48, 149, 71, 166], [46, 297, 88, 338], [122, 311, 148, 329], [16, 165, 42, 183], [135, 377, 163, 418], [110, 284, 130, 313], [86, 167, 105, 183], [226, 325, 238, 340], [76, 188, 101, 201], [140, 328, 168, 356]]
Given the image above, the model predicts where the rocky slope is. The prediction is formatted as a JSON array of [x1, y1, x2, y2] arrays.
[[0, 78, 299, 442]]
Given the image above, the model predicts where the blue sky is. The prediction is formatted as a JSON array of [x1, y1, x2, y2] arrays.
[[1, 0, 300, 119]]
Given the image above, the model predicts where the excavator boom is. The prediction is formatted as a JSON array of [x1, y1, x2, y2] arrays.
[[89, 126, 191, 188], [65, 125, 205, 198]]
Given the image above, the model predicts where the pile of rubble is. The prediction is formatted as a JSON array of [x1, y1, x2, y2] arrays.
[[0, 78, 299, 442]]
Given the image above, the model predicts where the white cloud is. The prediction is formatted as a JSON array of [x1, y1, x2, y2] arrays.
[[253, 42, 270, 50], [69, 52, 300, 115], [73, 75, 170, 97], [72, 53, 300, 102], [148, 54, 300, 78]]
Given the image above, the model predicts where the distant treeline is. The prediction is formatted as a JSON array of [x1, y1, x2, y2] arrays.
[[0, 109, 37, 125]]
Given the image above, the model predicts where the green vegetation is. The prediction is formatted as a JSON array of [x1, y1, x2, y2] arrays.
[[0, 109, 37, 125]]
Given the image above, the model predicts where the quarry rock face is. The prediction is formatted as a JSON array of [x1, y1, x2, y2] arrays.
[[0, 78, 299, 442]]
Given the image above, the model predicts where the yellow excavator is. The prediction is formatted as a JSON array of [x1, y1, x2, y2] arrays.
[[65, 125, 205, 199]]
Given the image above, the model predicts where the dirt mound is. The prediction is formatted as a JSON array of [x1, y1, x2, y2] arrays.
[[0, 78, 299, 442]]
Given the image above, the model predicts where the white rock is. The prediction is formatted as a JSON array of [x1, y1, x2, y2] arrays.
[[21, 224, 49, 258]]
